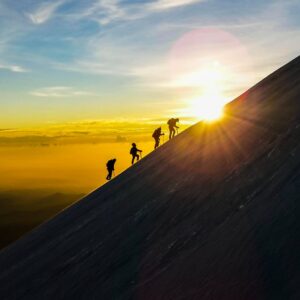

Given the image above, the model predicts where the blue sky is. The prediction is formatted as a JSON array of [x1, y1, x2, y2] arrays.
[[0, 0, 300, 126]]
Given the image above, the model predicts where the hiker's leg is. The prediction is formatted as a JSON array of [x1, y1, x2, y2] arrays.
[[131, 156, 134, 165], [136, 154, 140, 161]]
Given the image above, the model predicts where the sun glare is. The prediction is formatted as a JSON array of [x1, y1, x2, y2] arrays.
[[183, 63, 227, 122], [189, 92, 226, 122]]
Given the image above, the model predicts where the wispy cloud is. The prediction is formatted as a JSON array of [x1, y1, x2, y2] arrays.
[[27, 0, 67, 24], [81, 0, 125, 25], [30, 86, 94, 98], [149, 0, 205, 11], [0, 64, 28, 73], [67, 0, 205, 26]]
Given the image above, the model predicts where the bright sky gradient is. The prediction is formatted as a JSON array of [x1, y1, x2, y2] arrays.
[[1, 0, 300, 126], [1, 0, 300, 193]]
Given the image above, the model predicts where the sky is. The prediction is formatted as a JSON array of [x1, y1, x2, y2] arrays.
[[0, 0, 300, 192], [1, 0, 300, 127]]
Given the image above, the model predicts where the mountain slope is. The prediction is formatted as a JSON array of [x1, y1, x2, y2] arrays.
[[0, 57, 300, 300]]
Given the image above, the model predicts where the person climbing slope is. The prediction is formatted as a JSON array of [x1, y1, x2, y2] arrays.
[[130, 143, 142, 165], [106, 158, 116, 180], [152, 127, 164, 149], [167, 118, 179, 140]]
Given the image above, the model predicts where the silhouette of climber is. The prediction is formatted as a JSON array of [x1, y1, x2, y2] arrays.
[[106, 158, 116, 180], [167, 118, 179, 140], [152, 127, 164, 149], [130, 143, 142, 165]]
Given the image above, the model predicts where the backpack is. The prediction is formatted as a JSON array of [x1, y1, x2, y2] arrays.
[[167, 118, 174, 126], [106, 160, 114, 169], [152, 129, 159, 138]]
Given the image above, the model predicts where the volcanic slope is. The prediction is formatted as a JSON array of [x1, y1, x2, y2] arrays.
[[1, 57, 300, 300]]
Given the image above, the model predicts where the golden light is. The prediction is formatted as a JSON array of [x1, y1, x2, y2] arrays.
[[189, 92, 226, 122], [183, 64, 228, 122]]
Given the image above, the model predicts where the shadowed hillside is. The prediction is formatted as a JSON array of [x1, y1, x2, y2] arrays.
[[0, 190, 84, 250], [0, 57, 300, 299]]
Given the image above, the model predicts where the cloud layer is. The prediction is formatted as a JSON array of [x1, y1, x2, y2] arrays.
[[0, 118, 191, 146]]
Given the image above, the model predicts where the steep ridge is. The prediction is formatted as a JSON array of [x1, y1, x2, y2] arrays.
[[0, 57, 300, 299]]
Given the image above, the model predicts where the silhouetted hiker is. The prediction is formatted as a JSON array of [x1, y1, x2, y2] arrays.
[[167, 118, 179, 140], [106, 159, 116, 180], [152, 127, 164, 149], [130, 143, 142, 165]]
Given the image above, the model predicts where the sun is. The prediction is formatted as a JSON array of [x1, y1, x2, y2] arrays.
[[189, 92, 226, 122], [181, 63, 228, 122], [199, 100, 224, 121], [186, 68, 227, 121], [173, 59, 230, 122]]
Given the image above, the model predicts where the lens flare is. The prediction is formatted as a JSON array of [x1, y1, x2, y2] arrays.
[[167, 27, 254, 121]]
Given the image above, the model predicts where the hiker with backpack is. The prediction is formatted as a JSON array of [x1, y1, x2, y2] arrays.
[[152, 127, 164, 149], [130, 143, 142, 165], [106, 158, 116, 180], [167, 118, 179, 140]]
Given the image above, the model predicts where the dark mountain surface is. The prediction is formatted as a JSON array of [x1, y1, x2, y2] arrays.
[[0, 190, 84, 250], [0, 57, 300, 300]]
